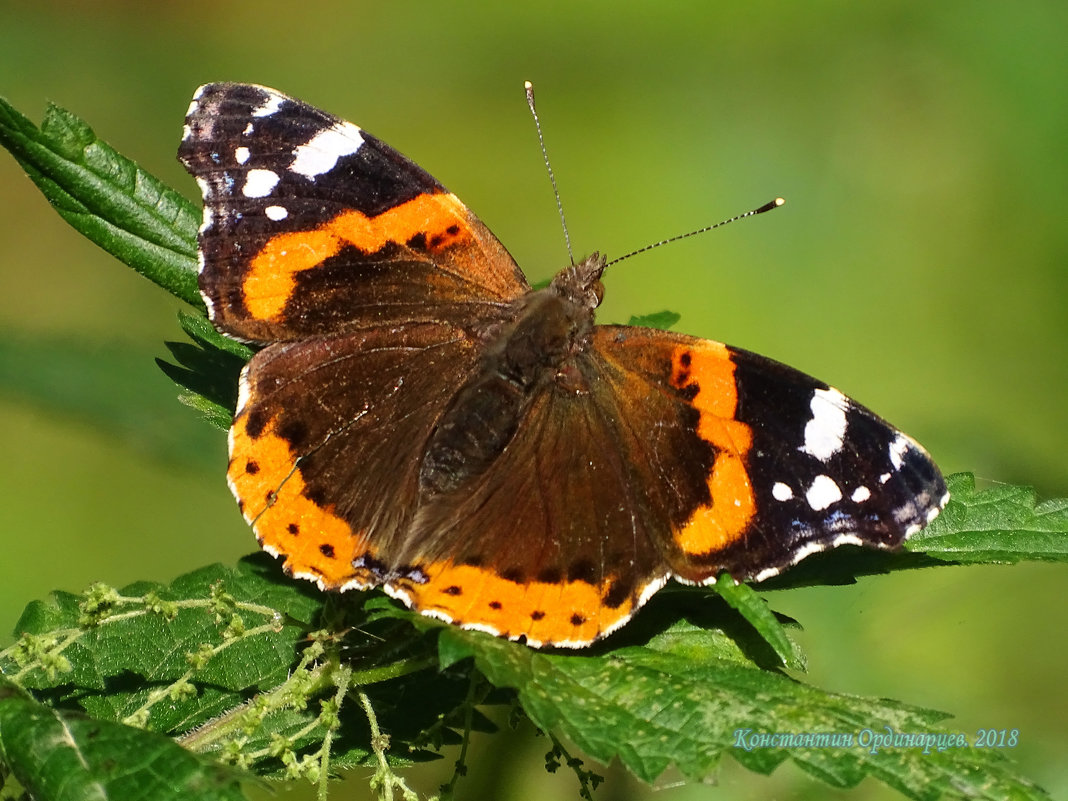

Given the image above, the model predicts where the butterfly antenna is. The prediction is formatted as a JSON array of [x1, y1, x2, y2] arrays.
[[525, 81, 575, 265], [607, 197, 785, 267]]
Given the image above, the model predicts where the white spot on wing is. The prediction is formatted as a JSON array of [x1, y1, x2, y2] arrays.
[[234, 363, 254, 416], [339, 576, 375, 591], [290, 122, 365, 179], [382, 582, 416, 608], [242, 169, 280, 198], [251, 92, 285, 118], [636, 575, 669, 607], [753, 565, 781, 582], [258, 538, 280, 557], [772, 482, 794, 501], [851, 485, 871, 503], [889, 433, 910, 470], [893, 502, 919, 524], [806, 474, 843, 511], [298, 571, 330, 591], [265, 205, 289, 221], [787, 540, 827, 564], [235, 146, 251, 164], [833, 533, 865, 548], [243, 122, 254, 136], [462, 621, 505, 639], [803, 387, 849, 461], [552, 637, 596, 649]]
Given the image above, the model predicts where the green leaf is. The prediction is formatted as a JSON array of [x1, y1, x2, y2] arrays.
[[1, 557, 473, 781], [712, 575, 805, 671], [0, 677, 246, 801], [156, 311, 253, 430], [0, 95, 201, 306], [626, 310, 681, 330], [177, 311, 255, 362], [437, 624, 1050, 800], [9, 558, 322, 734], [908, 473, 1068, 563]]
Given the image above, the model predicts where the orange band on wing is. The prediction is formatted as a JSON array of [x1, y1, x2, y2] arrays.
[[670, 342, 757, 555], [244, 192, 476, 320], [390, 562, 638, 647], [229, 413, 374, 589]]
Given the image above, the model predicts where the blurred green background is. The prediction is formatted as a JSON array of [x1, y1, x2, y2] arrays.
[[1, 1, 1065, 799]]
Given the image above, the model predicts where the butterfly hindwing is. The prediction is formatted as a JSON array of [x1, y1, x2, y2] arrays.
[[393, 347, 688, 646], [720, 343, 946, 580], [381, 323, 946, 646], [593, 326, 947, 583], [228, 321, 483, 590]]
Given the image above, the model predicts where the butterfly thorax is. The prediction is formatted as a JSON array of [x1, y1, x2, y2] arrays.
[[417, 253, 607, 498]]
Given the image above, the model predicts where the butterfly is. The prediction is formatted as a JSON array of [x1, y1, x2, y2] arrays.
[[179, 83, 947, 648]]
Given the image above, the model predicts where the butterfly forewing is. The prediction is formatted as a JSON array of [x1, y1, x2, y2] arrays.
[[179, 83, 527, 343]]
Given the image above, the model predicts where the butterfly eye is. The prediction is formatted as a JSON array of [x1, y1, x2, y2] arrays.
[[587, 279, 605, 308]]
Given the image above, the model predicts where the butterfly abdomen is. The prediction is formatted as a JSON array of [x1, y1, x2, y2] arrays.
[[420, 287, 594, 496]]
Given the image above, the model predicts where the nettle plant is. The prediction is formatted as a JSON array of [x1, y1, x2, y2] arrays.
[[1, 93, 1065, 801]]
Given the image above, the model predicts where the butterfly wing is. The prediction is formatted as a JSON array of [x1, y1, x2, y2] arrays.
[[386, 325, 947, 647], [179, 83, 528, 588], [179, 83, 528, 343], [390, 368, 684, 648], [226, 321, 483, 589], [594, 327, 948, 583]]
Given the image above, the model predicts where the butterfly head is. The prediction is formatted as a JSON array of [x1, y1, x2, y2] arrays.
[[549, 252, 607, 313]]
